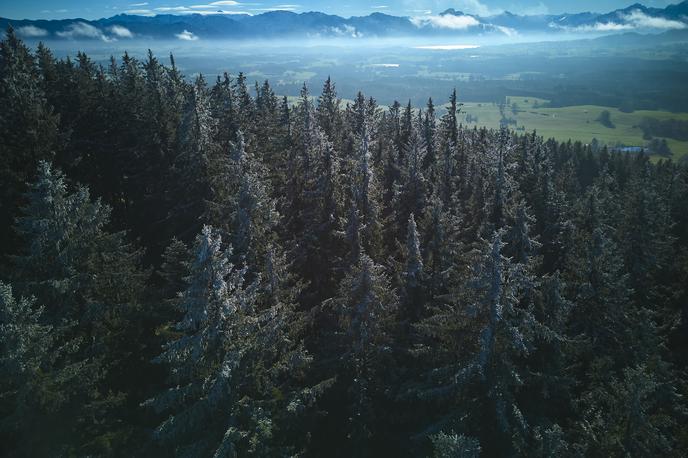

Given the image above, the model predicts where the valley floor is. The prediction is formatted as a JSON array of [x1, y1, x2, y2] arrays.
[[460, 96, 688, 161]]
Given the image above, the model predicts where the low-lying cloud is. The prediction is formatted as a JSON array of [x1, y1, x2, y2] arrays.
[[329, 24, 362, 38], [552, 9, 687, 33], [109, 25, 134, 38], [54, 23, 136, 41], [56, 22, 113, 41], [175, 29, 199, 40], [624, 10, 687, 29], [411, 14, 480, 30], [17, 25, 49, 37]]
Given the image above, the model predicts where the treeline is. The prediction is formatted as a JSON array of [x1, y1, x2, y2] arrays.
[[1, 28, 688, 457], [640, 117, 688, 142]]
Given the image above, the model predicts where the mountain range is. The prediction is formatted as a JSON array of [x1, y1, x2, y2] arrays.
[[2, 1, 688, 42]]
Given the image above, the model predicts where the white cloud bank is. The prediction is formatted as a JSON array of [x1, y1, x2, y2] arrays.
[[552, 10, 687, 33], [411, 14, 480, 30], [624, 10, 687, 29], [329, 24, 362, 38], [57, 22, 113, 41], [175, 29, 199, 40], [109, 25, 134, 38], [17, 25, 49, 37]]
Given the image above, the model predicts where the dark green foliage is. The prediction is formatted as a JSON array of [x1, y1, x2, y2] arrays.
[[596, 110, 615, 129], [146, 226, 315, 456], [0, 27, 59, 266], [5, 161, 147, 455], [639, 117, 688, 141], [322, 252, 399, 457], [0, 282, 53, 454], [1, 33, 687, 457], [647, 137, 672, 156], [401, 214, 425, 322]]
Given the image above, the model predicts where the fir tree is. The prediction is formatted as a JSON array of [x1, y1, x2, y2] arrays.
[[317, 76, 341, 143], [0, 28, 59, 260], [351, 116, 383, 259], [164, 74, 211, 239], [11, 161, 147, 455], [0, 282, 54, 454], [423, 98, 437, 171], [394, 125, 427, 241], [415, 232, 538, 455], [401, 214, 425, 322], [148, 226, 314, 456], [326, 253, 399, 456]]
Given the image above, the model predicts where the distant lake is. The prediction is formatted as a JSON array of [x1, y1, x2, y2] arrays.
[[413, 44, 481, 50]]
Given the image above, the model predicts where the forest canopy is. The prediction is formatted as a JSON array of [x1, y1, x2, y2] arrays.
[[1, 27, 688, 457]]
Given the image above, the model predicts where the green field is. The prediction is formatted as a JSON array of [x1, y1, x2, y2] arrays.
[[459, 97, 688, 161]]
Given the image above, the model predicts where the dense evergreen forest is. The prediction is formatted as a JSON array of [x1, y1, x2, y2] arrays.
[[1, 27, 688, 457]]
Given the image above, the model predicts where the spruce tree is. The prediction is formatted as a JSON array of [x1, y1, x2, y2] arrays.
[[0, 28, 59, 261], [415, 232, 538, 455], [170, 74, 215, 241], [317, 76, 341, 143], [401, 214, 425, 323], [0, 282, 54, 454], [147, 226, 314, 456], [423, 98, 436, 171], [351, 117, 383, 259], [11, 161, 147, 455], [327, 252, 398, 456], [393, 125, 427, 242]]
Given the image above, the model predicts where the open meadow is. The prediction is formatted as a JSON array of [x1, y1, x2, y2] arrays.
[[460, 96, 688, 161]]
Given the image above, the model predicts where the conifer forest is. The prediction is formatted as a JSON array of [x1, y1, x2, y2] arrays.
[[1, 28, 688, 457]]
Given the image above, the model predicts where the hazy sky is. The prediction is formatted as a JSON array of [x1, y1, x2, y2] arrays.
[[0, 0, 678, 20]]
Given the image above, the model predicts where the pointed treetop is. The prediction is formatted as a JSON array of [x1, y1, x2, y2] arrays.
[[405, 213, 423, 288]]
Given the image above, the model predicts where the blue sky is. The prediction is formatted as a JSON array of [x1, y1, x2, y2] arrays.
[[0, 0, 678, 20]]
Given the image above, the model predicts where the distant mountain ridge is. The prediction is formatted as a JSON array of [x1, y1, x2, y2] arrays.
[[2, 1, 688, 41]]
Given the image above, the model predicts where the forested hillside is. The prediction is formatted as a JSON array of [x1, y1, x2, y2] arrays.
[[1, 27, 687, 457]]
